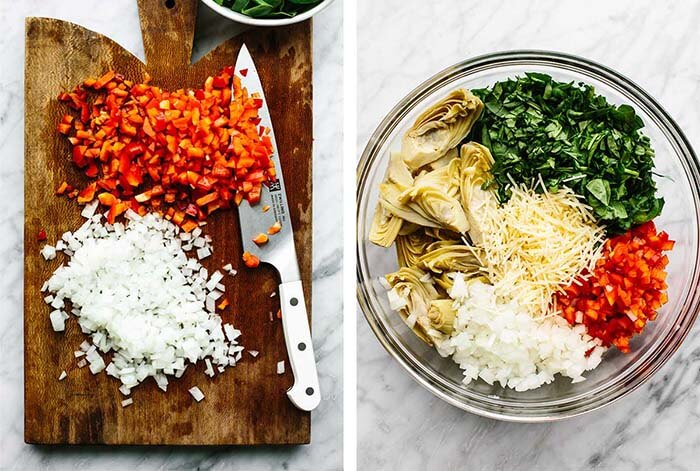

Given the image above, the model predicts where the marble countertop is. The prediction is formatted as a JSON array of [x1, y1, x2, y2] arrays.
[[357, 1, 700, 470], [0, 1, 342, 470]]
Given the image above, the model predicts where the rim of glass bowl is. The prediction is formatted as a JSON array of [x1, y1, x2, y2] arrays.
[[356, 50, 700, 422]]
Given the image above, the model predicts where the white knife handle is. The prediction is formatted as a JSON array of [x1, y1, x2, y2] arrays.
[[279, 280, 321, 411]]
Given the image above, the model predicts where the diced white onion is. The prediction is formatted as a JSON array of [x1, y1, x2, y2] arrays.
[[41, 245, 57, 260], [196, 247, 211, 260], [223, 324, 241, 342], [88, 355, 106, 374], [49, 310, 65, 332], [189, 386, 205, 402], [438, 277, 606, 391], [81, 200, 99, 219], [204, 358, 214, 377], [40, 212, 245, 393]]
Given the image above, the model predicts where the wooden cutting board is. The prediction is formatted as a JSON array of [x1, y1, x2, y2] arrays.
[[24, 0, 312, 445]]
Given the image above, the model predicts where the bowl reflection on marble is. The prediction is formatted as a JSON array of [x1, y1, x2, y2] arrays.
[[356, 51, 700, 422]]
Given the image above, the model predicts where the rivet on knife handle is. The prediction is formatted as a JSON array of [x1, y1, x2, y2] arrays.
[[279, 280, 321, 411]]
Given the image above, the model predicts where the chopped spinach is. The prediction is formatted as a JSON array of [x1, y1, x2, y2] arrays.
[[470, 73, 664, 234], [214, 0, 323, 19]]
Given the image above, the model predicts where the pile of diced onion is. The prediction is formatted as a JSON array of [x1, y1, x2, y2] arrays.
[[41, 202, 245, 400], [435, 275, 605, 391]]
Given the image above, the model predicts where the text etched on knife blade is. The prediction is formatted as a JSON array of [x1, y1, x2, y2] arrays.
[[270, 192, 287, 226]]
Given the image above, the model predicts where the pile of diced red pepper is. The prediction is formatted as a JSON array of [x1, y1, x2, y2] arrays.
[[557, 221, 674, 353], [56, 67, 275, 232]]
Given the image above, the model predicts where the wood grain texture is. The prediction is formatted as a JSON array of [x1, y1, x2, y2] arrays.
[[24, 0, 312, 445]]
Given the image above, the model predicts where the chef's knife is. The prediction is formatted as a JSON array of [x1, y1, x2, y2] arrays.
[[234, 44, 321, 412]]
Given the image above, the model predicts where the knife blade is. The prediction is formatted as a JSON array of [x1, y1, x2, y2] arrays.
[[234, 44, 320, 412]]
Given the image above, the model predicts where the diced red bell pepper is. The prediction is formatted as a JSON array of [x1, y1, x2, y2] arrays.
[[56, 66, 275, 228], [557, 221, 673, 353]]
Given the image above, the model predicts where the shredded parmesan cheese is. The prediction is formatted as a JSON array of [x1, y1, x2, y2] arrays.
[[477, 184, 605, 317]]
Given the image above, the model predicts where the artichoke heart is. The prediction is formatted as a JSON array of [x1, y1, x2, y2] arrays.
[[418, 242, 483, 275], [414, 299, 457, 345], [427, 299, 458, 335], [459, 142, 497, 245], [398, 221, 422, 236], [396, 231, 434, 268], [400, 186, 469, 233], [369, 203, 403, 247], [401, 89, 484, 170], [427, 147, 459, 171], [434, 272, 489, 294], [398, 158, 468, 233], [368, 152, 415, 248], [434, 272, 456, 292], [387, 151, 414, 187], [385, 267, 440, 345], [412, 158, 462, 200], [379, 182, 442, 228], [423, 227, 462, 243]]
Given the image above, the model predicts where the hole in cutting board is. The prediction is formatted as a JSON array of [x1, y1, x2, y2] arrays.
[[165, 0, 176, 9]]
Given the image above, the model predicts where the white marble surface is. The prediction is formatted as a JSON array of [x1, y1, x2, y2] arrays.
[[357, 1, 700, 470], [0, 1, 342, 470]]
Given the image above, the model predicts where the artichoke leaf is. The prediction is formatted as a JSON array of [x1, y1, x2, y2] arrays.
[[401, 89, 484, 170], [385, 267, 440, 346], [369, 203, 403, 247]]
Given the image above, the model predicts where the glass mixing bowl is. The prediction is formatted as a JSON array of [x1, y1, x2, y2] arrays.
[[356, 51, 700, 422]]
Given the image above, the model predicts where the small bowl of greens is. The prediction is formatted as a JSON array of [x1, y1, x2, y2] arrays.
[[201, 0, 334, 26]]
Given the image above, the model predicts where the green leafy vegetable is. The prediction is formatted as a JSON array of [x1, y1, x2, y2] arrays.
[[214, 0, 323, 18], [470, 73, 664, 234]]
